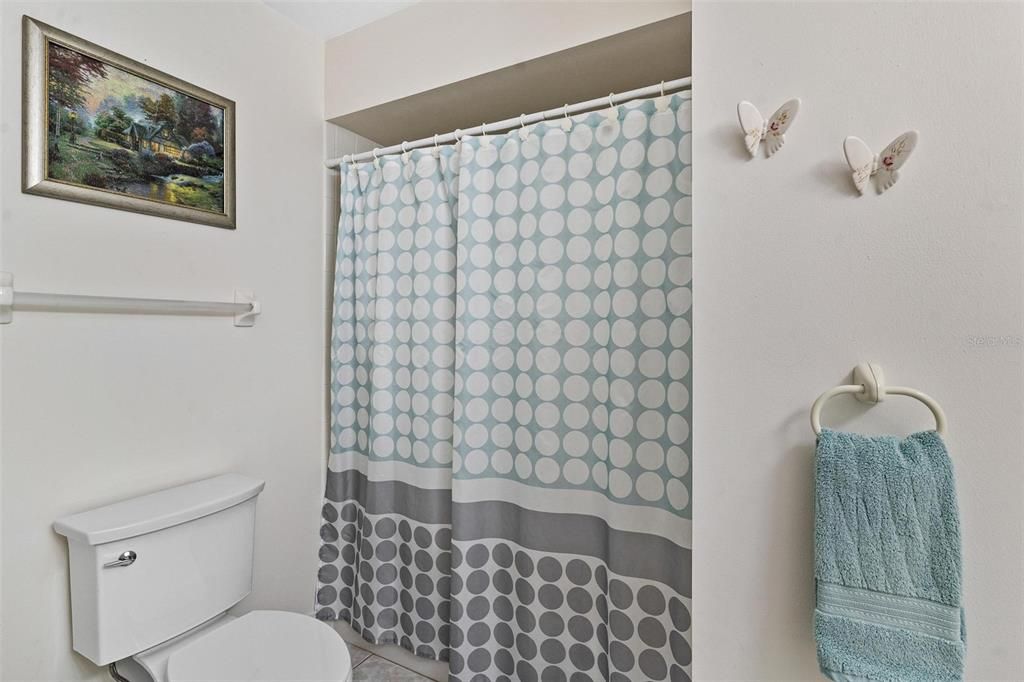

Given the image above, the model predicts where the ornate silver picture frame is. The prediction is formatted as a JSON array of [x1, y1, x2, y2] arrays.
[[22, 16, 236, 229]]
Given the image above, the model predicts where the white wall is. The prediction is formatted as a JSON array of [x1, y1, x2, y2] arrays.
[[324, 0, 690, 120], [693, 2, 1024, 680], [0, 3, 325, 680]]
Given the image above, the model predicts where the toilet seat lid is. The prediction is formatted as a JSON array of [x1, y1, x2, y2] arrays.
[[167, 610, 351, 682]]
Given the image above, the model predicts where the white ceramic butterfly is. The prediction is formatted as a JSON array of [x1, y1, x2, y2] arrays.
[[843, 131, 918, 195], [736, 99, 800, 158]]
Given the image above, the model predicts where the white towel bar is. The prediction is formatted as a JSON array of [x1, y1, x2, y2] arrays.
[[0, 272, 260, 326]]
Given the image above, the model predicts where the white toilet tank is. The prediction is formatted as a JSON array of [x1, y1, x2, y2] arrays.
[[54, 474, 265, 666]]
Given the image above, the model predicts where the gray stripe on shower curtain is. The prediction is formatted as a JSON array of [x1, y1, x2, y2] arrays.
[[317, 92, 692, 682], [452, 500, 691, 596], [324, 468, 691, 595], [325, 469, 453, 524]]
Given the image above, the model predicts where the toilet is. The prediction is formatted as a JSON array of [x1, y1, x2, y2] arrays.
[[54, 474, 352, 682]]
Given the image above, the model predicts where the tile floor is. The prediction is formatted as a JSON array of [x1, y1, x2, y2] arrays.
[[347, 641, 437, 681]]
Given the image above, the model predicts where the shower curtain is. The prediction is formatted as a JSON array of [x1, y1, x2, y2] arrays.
[[317, 92, 692, 681]]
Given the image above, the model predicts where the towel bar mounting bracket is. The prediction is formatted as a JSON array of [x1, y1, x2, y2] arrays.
[[852, 362, 885, 403], [0, 272, 12, 324], [233, 289, 260, 327]]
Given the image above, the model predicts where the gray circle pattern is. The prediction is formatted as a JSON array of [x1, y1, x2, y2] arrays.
[[316, 501, 452, 661], [317, 506, 692, 680], [447, 539, 691, 681]]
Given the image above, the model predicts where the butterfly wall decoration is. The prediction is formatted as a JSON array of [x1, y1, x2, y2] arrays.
[[736, 99, 801, 158], [843, 131, 919, 195]]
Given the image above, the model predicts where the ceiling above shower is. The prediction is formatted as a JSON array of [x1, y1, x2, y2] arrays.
[[328, 12, 692, 147]]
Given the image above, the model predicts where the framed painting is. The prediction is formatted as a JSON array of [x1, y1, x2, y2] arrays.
[[22, 16, 236, 229]]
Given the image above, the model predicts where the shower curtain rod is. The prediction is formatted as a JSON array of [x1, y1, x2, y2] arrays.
[[325, 76, 692, 168]]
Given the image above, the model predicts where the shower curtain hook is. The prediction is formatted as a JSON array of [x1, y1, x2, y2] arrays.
[[561, 103, 572, 131], [372, 148, 381, 168], [519, 114, 531, 140], [656, 80, 670, 112], [432, 133, 440, 158], [605, 92, 619, 122], [481, 122, 491, 147], [401, 141, 410, 162]]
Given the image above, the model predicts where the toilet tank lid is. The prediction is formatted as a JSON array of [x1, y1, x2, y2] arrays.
[[54, 474, 265, 546]]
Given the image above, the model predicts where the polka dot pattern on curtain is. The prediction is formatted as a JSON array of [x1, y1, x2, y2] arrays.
[[318, 92, 692, 682]]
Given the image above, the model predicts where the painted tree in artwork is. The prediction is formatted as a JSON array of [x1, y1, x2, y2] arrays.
[[93, 106, 133, 142], [141, 93, 177, 130], [174, 94, 218, 145], [47, 44, 106, 134]]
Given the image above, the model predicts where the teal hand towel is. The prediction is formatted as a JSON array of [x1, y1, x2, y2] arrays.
[[814, 429, 965, 682]]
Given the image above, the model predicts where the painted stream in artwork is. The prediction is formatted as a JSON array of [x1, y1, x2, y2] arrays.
[[122, 174, 224, 207]]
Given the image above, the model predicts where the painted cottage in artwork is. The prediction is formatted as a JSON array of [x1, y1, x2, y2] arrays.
[[122, 120, 185, 158]]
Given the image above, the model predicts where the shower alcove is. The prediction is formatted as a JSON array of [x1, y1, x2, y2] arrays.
[[319, 8, 691, 680]]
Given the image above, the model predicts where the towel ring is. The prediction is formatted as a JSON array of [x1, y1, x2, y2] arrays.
[[810, 363, 947, 436]]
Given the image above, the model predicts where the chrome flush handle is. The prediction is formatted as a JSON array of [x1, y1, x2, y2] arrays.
[[103, 550, 137, 568]]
